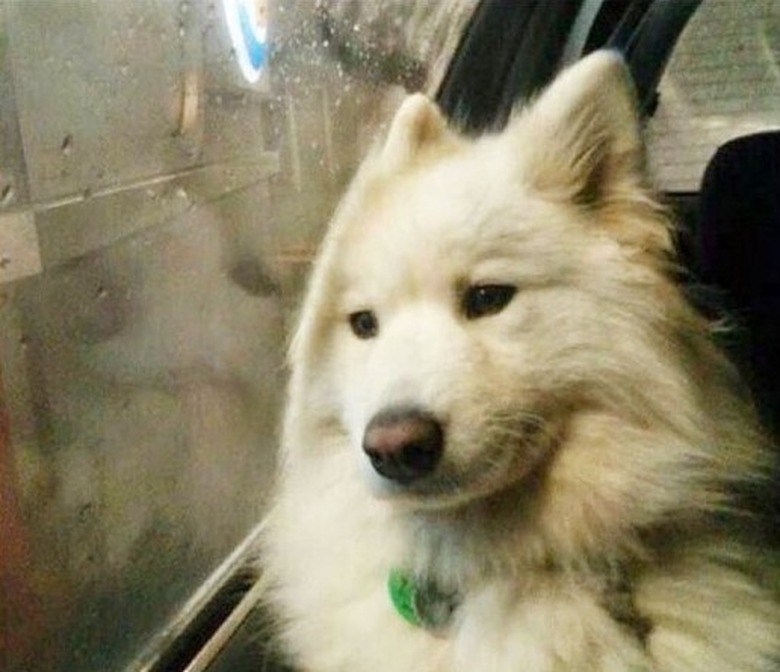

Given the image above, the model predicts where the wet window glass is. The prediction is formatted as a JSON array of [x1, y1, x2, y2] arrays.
[[0, 1, 475, 671]]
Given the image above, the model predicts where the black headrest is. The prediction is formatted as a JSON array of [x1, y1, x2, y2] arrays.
[[697, 131, 780, 431]]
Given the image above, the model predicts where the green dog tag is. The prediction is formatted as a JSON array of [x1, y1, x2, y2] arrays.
[[388, 569, 459, 631], [388, 569, 422, 627]]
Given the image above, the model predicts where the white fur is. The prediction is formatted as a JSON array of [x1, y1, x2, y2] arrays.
[[262, 52, 780, 671]]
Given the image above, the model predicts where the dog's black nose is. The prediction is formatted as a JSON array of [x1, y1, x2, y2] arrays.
[[362, 407, 444, 483]]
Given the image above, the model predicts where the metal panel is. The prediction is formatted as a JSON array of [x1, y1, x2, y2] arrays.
[[6, 0, 200, 204], [0, 1, 29, 211], [1, 185, 285, 672], [0, 211, 41, 283], [0, 2, 284, 671]]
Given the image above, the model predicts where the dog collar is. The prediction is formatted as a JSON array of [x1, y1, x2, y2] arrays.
[[387, 569, 459, 631]]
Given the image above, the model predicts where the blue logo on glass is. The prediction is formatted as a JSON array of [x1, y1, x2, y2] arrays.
[[222, 0, 267, 83]]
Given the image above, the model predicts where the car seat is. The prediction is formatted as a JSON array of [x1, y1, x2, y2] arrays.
[[696, 131, 780, 438]]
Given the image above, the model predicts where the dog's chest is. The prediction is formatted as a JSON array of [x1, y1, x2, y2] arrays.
[[271, 464, 650, 671], [290, 565, 650, 672]]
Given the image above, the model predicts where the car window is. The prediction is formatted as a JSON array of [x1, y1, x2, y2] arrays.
[[646, 0, 780, 192], [0, 2, 475, 671]]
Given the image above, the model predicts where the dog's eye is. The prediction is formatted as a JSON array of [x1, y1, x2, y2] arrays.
[[348, 310, 379, 339], [462, 284, 517, 319]]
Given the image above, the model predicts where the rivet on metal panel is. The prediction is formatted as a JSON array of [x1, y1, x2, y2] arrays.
[[0, 211, 42, 284]]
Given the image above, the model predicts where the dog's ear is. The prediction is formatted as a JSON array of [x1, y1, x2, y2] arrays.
[[517, 51, 643, 208], [380, 94, 454, 168]]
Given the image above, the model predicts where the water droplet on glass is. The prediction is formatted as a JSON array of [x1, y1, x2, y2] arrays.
[[1, 183, 14, 206], [61, 134, 74, 156]]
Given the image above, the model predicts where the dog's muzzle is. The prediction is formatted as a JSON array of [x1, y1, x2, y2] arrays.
[[362, 406, 444, 484]]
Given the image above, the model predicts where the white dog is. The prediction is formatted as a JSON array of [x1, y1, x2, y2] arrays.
[[262, 52, 780, 671]]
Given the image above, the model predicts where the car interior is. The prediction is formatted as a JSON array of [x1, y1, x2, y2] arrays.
[[0, 1, 777, 671]]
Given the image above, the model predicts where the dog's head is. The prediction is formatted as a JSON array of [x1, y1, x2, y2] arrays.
[[284, 52, 739, 517]]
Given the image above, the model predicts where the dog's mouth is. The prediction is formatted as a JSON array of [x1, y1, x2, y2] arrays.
[[362, 408, 560, 509]]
